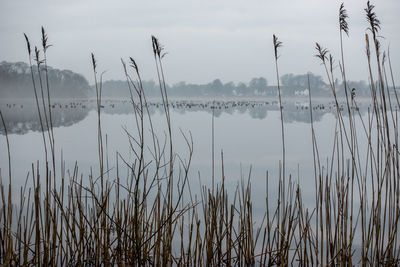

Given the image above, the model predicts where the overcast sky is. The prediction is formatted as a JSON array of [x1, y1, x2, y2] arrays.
[[1, 0, 399, 85]]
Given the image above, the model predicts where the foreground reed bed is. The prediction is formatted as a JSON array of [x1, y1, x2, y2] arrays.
[[1, 2, 399, 266]]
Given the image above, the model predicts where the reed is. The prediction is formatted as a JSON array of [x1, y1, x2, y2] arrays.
[[0, 1, 399, 266]]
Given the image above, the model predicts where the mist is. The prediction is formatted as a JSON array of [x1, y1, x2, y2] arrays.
[[1, 0, 399, 85]]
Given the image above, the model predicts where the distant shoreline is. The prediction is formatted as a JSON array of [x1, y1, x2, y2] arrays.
[[0, 95, 374, 103]]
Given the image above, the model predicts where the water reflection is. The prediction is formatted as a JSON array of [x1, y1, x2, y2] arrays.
[[0, 98, 369, 135], [0, 101, 90, 135], [0, 97, 374, 215]]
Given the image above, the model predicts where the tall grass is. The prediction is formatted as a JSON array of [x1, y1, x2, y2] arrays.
[[1, 1, 399, 266]]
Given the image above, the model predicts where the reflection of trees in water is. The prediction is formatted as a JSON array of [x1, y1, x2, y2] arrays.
[[103, 100, 369, 122], [0, 99, 370, 135], [283, 109, 317, 123], [249, 108, 268, 120], [0, 102, 90, 135]]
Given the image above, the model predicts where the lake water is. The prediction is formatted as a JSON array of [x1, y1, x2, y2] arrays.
[[0, 98, 372, 205]]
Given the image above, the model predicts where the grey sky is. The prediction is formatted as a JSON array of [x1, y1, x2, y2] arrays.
[[1, 0, 399, 85]]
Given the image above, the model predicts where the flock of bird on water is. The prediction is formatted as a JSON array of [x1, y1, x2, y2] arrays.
[[1, 99, 362, 113]]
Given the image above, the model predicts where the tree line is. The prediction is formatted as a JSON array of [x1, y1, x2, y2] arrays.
[[0, 61, 91, 98], [0, 61, 373, 99], [101, 73, 371, 98]]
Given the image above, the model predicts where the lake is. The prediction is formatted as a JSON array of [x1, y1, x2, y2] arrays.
[[0, 97, 371, 204]]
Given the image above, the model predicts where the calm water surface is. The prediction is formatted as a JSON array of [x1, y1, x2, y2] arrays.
[[0, 98, 370, 207]]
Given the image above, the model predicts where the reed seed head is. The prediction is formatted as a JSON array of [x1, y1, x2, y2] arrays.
[[365, 1, 381, 34], [151, 35, 167, 59], [273, 34, 282, 60], [151, 35, 161, 57], [34, 46, 43, 66], [91, 53, 97, 73], [129, 57, 138, 72], [339, 3, 349, 36], [315, 43, 328, 63], [41, 26, 52, 52], [23, 33, 31, 56]]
